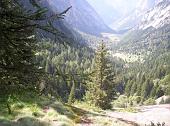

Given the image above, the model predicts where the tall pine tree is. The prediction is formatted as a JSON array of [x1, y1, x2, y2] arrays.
[[85, 42, 116, 109]]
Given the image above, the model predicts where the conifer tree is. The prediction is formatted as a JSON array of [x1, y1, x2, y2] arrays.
[[141, 79, 153, 99], [85, 42, 116, 109], [150, 84, 158, 98], [0, 0, 71, 113], [68, 78, 75, 105], [136, 74, 145, 96], [125, 80, 133, 97], [0, 0, 41, 113], [130, 80, 137, 96]]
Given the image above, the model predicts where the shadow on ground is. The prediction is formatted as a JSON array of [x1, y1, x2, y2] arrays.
[[0, 117, 50, 126]]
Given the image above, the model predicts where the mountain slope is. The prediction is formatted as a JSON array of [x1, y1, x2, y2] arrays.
[[138, 0, 170, 30], [42, 0, 114, 36], [118, 0, 170, 54], [110, 0, 158, 31], [110, 0, 170, 66]]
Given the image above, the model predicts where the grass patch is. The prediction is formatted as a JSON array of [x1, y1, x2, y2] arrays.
[[56, 115, 75, 126], [0, 94, 78, 126], [116, 107, 138, 113], [73, 101, 102, 113], [143, 98, 156, 105], [0, 117, 51, 126]]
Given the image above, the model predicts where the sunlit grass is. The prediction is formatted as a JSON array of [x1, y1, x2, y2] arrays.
[[0, 95, 78, 126], [73, 101, 103, 113], [116, 107, 138, 113]]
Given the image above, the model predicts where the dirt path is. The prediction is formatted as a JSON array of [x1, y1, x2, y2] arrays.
[[107, 104, 170, 126]]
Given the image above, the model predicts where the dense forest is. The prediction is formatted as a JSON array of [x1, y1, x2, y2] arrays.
[[0, 0, 170, 126]]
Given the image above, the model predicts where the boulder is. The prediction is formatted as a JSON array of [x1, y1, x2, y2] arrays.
[[156, 95, 170, 104]]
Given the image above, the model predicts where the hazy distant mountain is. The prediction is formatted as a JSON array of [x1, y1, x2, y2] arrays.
[[110, 0, 158, 31], [41, 0, 114, 36], [87, 0, 165, 32], [137, 0, 170, 30], [119, 0, 170, 54], [86, 0, 124, 24]]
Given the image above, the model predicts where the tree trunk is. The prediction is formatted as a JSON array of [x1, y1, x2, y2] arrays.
[[68, 80, 75, 105], [6, 102, 11, 114]]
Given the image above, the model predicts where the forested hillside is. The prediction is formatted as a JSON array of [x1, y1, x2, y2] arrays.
[[36, 40, 94, 101], [111, 0, 170, 105]]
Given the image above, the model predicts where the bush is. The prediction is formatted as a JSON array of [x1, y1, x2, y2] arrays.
[[113, 95, 128, 108], [129, 96, 141, 106], [12, 102, 25, 109], [144, 98, 156, 105], [29, 104, 43, 117]]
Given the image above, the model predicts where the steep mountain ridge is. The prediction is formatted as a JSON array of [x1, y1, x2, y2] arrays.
[[110, 0, 158, 31], [112, 0, 170, 63], [42, 0, 114, 36], [138, 0, 170, 30], [20, 0, 114, 47]]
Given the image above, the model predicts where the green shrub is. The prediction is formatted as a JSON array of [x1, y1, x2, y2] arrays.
[[30, 104, 39, 113], [144, 98, 156, 105], [29, 104, 43, 117], [113, 95, 128, 108], [128, 96, 141, 106], [12, 102, 25, 109], [32, 112, 43, 117]]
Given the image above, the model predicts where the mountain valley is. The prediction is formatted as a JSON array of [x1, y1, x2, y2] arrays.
[[0, 0, 170, 126]]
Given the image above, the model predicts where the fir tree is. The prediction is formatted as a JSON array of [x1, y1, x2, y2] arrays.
[[125, 80, 133, 97], [141, 79, 153, 99], [0, 0, 71, 113], [85, 42, 116, 109], [130, 80, 137, 96], [68, 80, 75, 105], [150, 84, 158, 98], [136, 74, 146, 96], [0, 0, 41, 113]]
